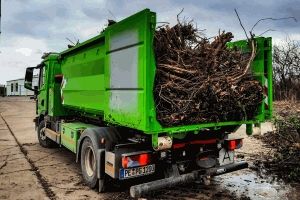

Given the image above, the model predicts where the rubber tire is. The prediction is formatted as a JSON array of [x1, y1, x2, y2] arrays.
[[79, 127, 121, 191], [81, 137, 98, 189], [37, 120, 56, 148]]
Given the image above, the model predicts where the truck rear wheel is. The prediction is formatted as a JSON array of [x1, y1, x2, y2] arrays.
[[81, 137, 98, 188], [37, 120, 56, 148], [79, 127, 121, 191]]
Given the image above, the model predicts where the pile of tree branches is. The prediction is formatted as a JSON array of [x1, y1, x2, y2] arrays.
[[154, 21, 263, 126], [257, 114, 300, 182]]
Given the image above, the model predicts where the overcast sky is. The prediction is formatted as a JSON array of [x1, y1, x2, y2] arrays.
[[0, 0, 299, 84]]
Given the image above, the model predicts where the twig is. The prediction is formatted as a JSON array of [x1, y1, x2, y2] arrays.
[[107, 9, 117, 20], [231, 39, 257, 82], [258, 29, 276, 36], [251, 16, 297, 33], [66, 37, 76, 45], [176, 8, 184, 24], [234, 8, 249, 40]]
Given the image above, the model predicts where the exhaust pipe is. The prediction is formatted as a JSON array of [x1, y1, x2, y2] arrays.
[[205, 161, 248, 176], [130, 161, 248, 198], [130, 171, 198, 198]]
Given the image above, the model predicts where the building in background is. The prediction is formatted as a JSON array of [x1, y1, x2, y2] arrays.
[[0, 84, 6, 97], [6, 75, 38, 96]]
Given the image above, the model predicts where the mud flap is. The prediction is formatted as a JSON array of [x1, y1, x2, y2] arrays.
[[97, 149, 105, 179], [97, 148, 106, 193]]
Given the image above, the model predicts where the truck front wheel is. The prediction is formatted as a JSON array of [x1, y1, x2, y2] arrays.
[[81, 137, 98, 188], [37, 120, 56, 148]]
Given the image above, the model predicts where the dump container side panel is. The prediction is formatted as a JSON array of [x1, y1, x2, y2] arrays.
[[226, 38, 265, 121], [226, 37, 273, 120], [104, 9, 155, 130], [61, 38, 105, 114]]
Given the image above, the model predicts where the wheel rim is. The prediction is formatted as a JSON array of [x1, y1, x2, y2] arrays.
[[84, 146, 96, 177], [40, 127, 47, 140]]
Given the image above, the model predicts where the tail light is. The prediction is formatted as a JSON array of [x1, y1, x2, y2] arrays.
[[225, 139, 243, 150], [122, 153, 151, 168]]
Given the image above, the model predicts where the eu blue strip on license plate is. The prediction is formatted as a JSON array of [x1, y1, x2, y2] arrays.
[[120, 164, 155, 179]]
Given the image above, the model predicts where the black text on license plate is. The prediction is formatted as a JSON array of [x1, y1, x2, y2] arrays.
[[120, 164, 155, 179]]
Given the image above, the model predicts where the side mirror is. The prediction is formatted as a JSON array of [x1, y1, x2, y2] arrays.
[[24, 67, 37, 92]]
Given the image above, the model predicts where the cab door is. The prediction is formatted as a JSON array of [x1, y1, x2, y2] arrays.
[[37, 64, 48, 115]]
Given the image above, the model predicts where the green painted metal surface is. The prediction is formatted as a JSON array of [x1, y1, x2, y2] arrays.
[[38, 9, 273, 139], [46, 54, 66, 117], [37, 61, 48, 116], [227, 37, 273, 120], [59, 35, 106, 115], [61, 122, 97, 153]]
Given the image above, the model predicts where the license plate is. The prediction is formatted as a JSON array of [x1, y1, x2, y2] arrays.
[[219, 148, 235, 166], [119, 164, 155, 179]]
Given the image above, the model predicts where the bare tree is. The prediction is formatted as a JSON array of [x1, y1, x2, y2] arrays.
[[273, 39, 300, 100]]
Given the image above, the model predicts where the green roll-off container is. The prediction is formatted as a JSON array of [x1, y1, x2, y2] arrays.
[[59, 9, 272, 137], [24, 8, 274, 196]]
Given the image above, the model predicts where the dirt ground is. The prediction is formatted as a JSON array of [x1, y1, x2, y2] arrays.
[[0, 97, 299, 200]]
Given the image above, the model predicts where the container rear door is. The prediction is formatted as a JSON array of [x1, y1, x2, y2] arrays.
[[104, 9, 155, 130]]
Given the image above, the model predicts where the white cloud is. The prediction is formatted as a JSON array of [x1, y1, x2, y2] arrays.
[[0, 36, 49, 84], [15, 48, 33, 57], [0, 0, 299, 85]]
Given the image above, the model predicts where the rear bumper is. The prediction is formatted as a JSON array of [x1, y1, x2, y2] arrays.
[[130, 161, 248, 198]]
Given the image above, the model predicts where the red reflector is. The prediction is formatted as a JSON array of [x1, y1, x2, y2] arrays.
[[122, 157, 128, 168], [173, 143, 186, 149], [173, 139, 217, 149], [228, 140, 236, 150], [122, 153, 151, 168], [190, 139, 217, 145], [225, 139, 243, 150]]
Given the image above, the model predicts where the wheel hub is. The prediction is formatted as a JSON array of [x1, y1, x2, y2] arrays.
[[40, 127, 47, 140], [84, 146, 96, 177]]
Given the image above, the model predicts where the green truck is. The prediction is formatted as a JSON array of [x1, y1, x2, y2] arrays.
[[24, 9, 273, 197]]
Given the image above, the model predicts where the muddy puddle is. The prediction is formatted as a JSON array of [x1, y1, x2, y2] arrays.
[[216, 169, 299, 200]]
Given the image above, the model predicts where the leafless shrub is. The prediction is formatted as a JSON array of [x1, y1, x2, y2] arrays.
[[273, 39, 300, 100]]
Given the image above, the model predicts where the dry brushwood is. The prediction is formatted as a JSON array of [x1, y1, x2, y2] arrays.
[[256, 114, 300, 182], [154, 21, 263, 126]]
